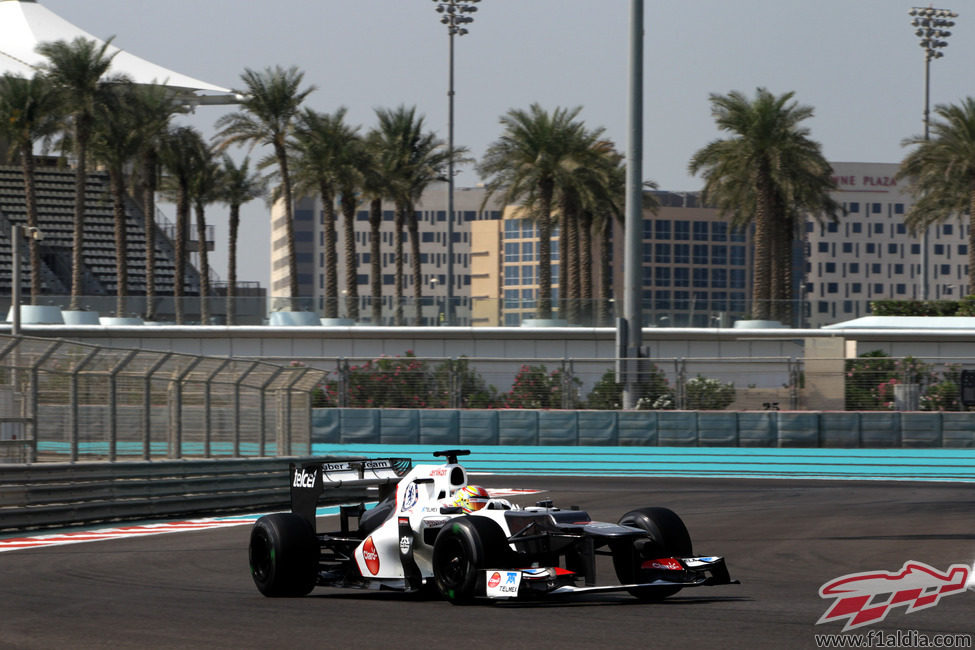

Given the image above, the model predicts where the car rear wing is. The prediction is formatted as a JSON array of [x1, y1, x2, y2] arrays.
[[290, 458, 411, 529]]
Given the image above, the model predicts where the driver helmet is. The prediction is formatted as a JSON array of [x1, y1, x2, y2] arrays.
[[453, 485, 490, 513]]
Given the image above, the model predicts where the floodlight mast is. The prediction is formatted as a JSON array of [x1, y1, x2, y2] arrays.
[[909, 6, 957, 301], [432, 0, 480, 325]]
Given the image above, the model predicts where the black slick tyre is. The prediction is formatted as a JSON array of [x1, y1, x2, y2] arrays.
[[612, 507, 692, 600], [249, 513, 319, 597], [431, 516, 508, 604]]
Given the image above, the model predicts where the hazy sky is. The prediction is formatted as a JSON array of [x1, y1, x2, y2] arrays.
[[39, 0, 975, 289]]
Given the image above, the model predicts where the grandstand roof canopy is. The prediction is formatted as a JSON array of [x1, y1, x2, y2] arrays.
[[0, 0, 238, 105]]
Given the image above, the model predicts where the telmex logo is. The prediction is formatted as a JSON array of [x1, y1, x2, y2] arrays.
[[817, 561, 971, 631]]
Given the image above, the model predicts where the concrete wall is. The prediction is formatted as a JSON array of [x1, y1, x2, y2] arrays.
[[312, 408, 975, 448]]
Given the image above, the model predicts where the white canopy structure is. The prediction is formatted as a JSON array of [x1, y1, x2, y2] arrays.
[[0, 0, 238, 104]]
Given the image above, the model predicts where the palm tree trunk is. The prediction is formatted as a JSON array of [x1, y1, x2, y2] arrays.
[[369, 198, 382, 324], [341, 192, 359, 321], [562, 195, 580, 324], [968, 182, 975, 292], [537, 181, 554, 319], [579, 209, 594, 325], [752, 172, 773, 320], [407, 204, 422, 325], [141, 151, 157, 321], [195, 202, 210, 324], [109, 167, 128, 317], [275, 141, 299, 307], [174, 182, 189, 325], [20, 146, 40, 305], [394, 203, 406, 326], [558, 210, 568, 319], [69, 122, 89, 312], [321, 185, 338, 319], [227, 203, 239, 326]]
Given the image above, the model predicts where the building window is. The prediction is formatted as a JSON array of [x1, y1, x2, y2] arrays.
[[849, 263, 859, 274], [712, 222, 727, 242], [674, 267, 690, 287], [711, 245, 727, 265], [693, 245, 708, 265], [866, 243, 876, 254], [896, 223, 906, 234], [522, 265, 535, 285], [943, 224, 953, 235], [827, 222, 838, 233], [852, 223, 862, 234], [522, 241, 535, 261], [730, 269, 746, 288], [960, 245, 969, 255], [851, 282, 861, 293], [849, 202, 860, 213], [872, 203, 882, 214], [693, 268, 708, 288], [674, 244, 690, 264], [655, 267, 671, 287], [642, 243, 652, 263], [711, 268, 727, 288], [934, 244, 945, 255], [894, 203, 904, 214], [818, 242, 829, 253], [693, 221, 708, 241], [825, 262, 836, 273], [896, 283, 906, 294], [674, 221, 690, 240], [655, 220, 671, 240], [655, 243, 671, 263], [504, 242, 519, 262], [730, 246, 745, 265], [504, 266, 519, 286], [504, 289, 519, 309], [874, 223, 884, 234], [888, 244, 898, 255], [871, 263, 881, 274], [941, 264, 951, 275], [842, 242, 853, 254], [827, 282, 838, 294], [874, 283, 883, 293]]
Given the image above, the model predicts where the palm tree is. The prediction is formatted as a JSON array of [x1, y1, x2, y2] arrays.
[[688, 88, 836, 322], [478, 104, 593, 320], [159, 126, 205, 324], [36, 36, 119, 312], [360, 135, 390, 324], [214, 66, 314, 309], [290, 107, 362, 319], [898, 98, 975, 289], [372, 106, 452, 325], [129, 84, 181, 321], [189, 143, 222, 324], [218, 155, 263, 325], [0, 73, 60, 305], [89, 81, 140, 317]]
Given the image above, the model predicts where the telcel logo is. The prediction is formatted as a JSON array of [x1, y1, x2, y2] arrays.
[[292, 469, 316, 488]]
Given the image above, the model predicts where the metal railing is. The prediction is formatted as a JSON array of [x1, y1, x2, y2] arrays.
[[0, 334, 325, 463]]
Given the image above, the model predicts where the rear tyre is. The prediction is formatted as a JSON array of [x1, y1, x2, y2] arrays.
[[432, 517, 508, 605], [612, 507, 692, 600], [249, 513, 319, 597]]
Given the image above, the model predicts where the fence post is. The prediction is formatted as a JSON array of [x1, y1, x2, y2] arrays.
[[259, 367, 285, 456], [108, 349, 138, 462], [233, 362, 258, 457], [338, 358, 349, 407], [29, 340, 61, 463], [789, 357, 800, 410], [70, 347, 100, 463], [170, 357, 204, 459], [143, 353, 171, 461]]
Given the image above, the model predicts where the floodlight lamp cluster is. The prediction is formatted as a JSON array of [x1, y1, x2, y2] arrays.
[[433, 0, 480, 36], [909, 6, 958, 59]]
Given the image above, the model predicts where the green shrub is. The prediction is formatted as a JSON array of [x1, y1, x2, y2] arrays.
[[684, 375, 736, 410]]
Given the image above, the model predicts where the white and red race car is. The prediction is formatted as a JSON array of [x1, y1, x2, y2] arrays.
[[248, 449, 737, 603]]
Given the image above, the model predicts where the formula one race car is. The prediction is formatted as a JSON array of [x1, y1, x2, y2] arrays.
[[248, 449, 737, 603]]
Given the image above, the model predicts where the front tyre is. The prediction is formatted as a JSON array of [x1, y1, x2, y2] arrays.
[[612, 507, 692, 600], [249, 513, 319, 597], [432, 517, 508, 605]]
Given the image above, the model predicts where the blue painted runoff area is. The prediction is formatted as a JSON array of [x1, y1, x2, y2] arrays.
[[312, 443, 975, 483]]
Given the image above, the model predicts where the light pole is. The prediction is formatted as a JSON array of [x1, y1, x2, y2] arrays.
[[433, 0, 479, 326], [9, 225, 42, 336], [910, 6, 957, 301]]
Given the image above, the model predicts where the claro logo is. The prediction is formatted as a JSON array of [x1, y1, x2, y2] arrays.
[[362, 537, 380, 575], [292, 468, 316, 488]]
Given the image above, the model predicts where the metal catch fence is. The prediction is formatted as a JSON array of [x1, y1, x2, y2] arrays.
[[0, 334, 325, 463]]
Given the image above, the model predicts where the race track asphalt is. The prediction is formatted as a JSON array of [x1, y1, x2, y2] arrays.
[[2, 476, 974, 649]]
